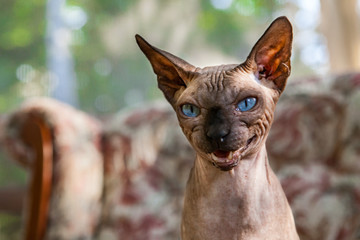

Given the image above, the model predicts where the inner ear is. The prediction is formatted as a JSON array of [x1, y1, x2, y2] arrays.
[[255, 38, 290, 80], [245, 16, 293, 93], [135, 34, 197, 104]]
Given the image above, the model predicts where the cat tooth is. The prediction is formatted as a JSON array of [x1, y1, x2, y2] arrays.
[[211, 153, 218, 162], [229, 169, 235, 176], [227, 151, 233, 161]]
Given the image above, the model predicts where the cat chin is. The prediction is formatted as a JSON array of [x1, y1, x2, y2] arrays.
[[215, 163, 238, 171]]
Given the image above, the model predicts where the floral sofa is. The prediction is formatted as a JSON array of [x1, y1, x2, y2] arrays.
[[1, 72, 360, 240]]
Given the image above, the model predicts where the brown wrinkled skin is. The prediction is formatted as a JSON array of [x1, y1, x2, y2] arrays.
[[177, 67, 298, 240], [136, 16, 299, 240]]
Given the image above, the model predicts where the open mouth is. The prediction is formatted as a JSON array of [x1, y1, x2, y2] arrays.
[[210, 135, 256, 171], [211, 150, 238, 171]]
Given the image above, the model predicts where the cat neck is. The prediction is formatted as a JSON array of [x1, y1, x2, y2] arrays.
[[181, 144, 295, 240], [183, 143, 289, 221]]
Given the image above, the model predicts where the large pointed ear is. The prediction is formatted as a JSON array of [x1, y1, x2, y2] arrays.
[[135, 34, 197, 104], [245, 16, 293, 93]]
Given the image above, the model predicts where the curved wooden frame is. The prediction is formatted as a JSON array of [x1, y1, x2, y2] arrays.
[[20, 116, 53, 240]]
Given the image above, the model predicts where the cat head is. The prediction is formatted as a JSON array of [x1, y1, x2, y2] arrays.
[[136, 17, 292, 171]]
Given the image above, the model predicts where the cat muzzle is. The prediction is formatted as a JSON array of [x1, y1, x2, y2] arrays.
[[210, 135, 257, 171]]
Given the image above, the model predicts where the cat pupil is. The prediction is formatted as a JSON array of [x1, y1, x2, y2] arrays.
[[237, 97, 256, 112], [182, 104, 200, 117]]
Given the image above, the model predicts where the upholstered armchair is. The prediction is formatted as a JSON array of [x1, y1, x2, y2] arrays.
[[1, 99, 103, 240], [1, 73, 360, 240]]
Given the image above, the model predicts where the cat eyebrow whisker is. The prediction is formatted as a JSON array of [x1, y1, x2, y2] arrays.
[[281, 63, 290, 73]]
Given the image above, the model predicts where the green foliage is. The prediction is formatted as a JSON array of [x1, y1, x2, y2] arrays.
[[0, 0, 285, 115], [67, 0, 139, 113], [0, 0, 45, 59], [0, 213, 22, 240], [0, 0, 46, 113], [198, 0, 280, 56]]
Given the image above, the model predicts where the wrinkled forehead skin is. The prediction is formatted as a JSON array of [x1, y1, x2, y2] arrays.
[[175, 64, 278, 112]]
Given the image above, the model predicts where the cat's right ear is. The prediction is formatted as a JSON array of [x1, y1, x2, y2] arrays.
[[135, 35, 196, 104], [244, 16, 293, 94]]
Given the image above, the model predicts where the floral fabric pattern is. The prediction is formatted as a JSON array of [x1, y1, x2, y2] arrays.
[[97, 102, 194, 240], [1, 98, 103, 239]]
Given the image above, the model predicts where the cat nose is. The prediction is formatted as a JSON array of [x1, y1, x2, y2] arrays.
[[206, 127, 230, 142]]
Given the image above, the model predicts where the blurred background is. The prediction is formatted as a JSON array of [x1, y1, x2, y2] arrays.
[[0, 0, 360, 237], [1, 0, 360, 115]]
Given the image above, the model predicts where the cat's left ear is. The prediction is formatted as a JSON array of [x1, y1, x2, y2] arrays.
[[245, 16, 293, 93]]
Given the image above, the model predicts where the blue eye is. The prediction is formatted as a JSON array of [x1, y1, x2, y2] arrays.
[[237, 97, 257, 112], [181, 104, 200, 117]]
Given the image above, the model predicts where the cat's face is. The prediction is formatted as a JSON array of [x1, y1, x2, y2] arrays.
[[173, 66, 278, 170], [136, 17, 293, 171]]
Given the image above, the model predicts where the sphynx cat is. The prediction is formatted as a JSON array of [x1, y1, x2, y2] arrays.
[[136, 16, 299, 240]]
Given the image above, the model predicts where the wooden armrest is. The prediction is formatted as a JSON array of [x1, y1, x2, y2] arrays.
[[20, 115, 53, 240], [2, 98, 103, 239]]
